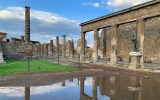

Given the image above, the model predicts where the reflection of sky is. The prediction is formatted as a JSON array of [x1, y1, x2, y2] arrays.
[[0, 78, 110, 100]]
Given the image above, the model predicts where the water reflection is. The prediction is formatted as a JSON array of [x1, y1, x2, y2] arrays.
[[0, 76, 159, 100]]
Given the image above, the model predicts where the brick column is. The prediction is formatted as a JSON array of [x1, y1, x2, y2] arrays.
[[137, 18, 145, 67], [49, 40, 53, 55], [110, 24, 118, 65], [0, 37, 5, 63], [93, 29, 99, 63], [44, 44, 48, 56], [25, 6, 30, 42], [101, 28, 106, 59], [80, 32, 85, 61], [56, 36, 59, 56], [62, 35, 66, 58], [41, 44, 44, 55]]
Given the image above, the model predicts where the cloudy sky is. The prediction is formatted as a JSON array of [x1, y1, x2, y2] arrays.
[[0, 0, 151, 47]]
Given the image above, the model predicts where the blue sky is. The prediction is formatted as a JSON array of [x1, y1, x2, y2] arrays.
[[0, 0, 150, 47]]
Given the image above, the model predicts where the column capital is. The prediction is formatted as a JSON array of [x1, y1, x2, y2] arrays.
[[62, 35, 66, 37], [25, 6, 30, 9], [112, 24, 118, 27], [136, 17, 145, 22]]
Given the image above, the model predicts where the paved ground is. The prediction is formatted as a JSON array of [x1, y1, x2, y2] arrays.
[[0, 62, 159, 87]]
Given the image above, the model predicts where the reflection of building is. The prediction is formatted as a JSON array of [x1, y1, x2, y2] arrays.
[[80, 77, 98, 100], [128, 77, 142, 100], [80, 76, 145, 100], [25, 87, 30, 100]]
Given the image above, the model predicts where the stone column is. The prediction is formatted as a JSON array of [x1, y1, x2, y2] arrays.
[[62, 35, 66, 58], [41, 44, 44, 55], [110, 24, 118, 65], [38, 43, 41, 55], [92, 77, 98, 100], [49, 40, 53, 55], [20, 36, 25, 43], [25, 6, 30, 42], [0, 37, 5, 63], [80, 32, 85, 62], [61, 81, 66, 86], [25, 87, 30, 100], [10, 38, 16, 44], [137, 18, 145, 67], [69, 40, 74, 59], [56, 36, 59, 56], [101, 28, 106, 59], [44, 44, 48, 56], [93, 29, 99, 63]]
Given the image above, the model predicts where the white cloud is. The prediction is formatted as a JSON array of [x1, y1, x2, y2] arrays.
[[0, 6, 81, 44], [82, 2, 100, 8], [82, 0, 151, 11], [106, 0, 151, 10]]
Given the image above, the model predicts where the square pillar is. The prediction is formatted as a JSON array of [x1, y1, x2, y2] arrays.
[[80, 32, 85, 62], [110, 24, 118, 65], [101, 28, 106, 59], [93, 29, 99, 63], [137, 18, 145, 67], [0, 37, 5, 63]]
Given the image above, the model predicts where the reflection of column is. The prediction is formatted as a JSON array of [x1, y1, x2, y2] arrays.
[[137, 18, 145, 67], [110, 25, 118, 65], [80, 32, 85, 61], [110, 76, 116, 100], [56, 36, 59, 56], [25, 87, 30, 100], [92, 77, 98, 100], [62, 35, 66, 58], [129, 77, 142, 100], [80, 78, 85, 94], [93, 29, 99, 63], [25, 6, 30, 42], [100, 77, 106, 95], [61, 81, 66, 86]]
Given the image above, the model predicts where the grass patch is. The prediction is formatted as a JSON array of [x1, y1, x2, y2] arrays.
[[0, 59, 76, 76]]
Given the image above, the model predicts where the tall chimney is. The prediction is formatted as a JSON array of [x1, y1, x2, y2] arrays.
[[25, 6, 30, 42]]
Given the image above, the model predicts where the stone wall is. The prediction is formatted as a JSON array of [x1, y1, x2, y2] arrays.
[[2, 42, 33, 59]]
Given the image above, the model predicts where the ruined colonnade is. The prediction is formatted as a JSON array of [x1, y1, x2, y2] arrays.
[[80, 0, 160, 67]]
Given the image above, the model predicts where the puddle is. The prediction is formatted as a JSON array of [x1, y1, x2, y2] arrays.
[[0, 76, 159, 100]]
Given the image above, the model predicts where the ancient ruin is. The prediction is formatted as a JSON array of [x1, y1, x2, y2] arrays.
[[79, 0, 160, 67], [0, 0, 160, 69]]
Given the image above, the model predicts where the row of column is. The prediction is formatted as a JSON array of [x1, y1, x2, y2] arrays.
[[80, 18, 145, 67], [34, 35, 74, 58]]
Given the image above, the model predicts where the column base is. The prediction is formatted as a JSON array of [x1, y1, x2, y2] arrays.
[[0, 52, 5, 63], [129, 52, 141, 69]]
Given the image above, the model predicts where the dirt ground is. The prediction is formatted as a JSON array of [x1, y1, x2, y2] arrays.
[[0, 63, 159, 86]]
